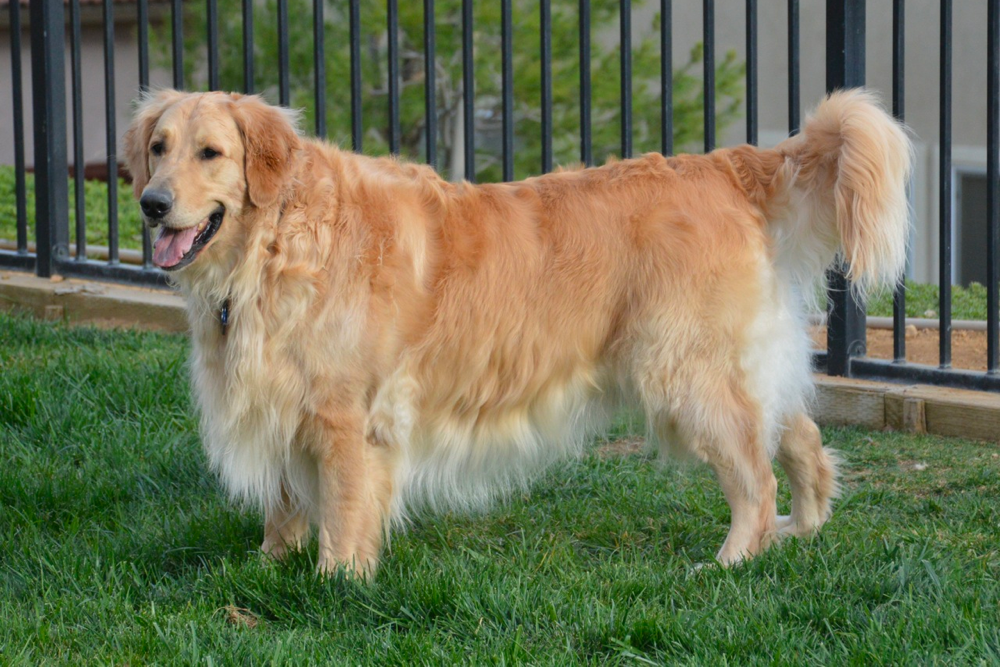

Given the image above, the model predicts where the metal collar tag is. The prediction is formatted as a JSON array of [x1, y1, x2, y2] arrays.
[[219, 298, 230, 336]]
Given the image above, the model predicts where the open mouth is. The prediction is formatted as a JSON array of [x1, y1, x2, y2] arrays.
[[152, 206, 225, 271]]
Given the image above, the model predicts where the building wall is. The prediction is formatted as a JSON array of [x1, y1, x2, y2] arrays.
[[0, 9, 171, 172], [634, 0, 992, 284]]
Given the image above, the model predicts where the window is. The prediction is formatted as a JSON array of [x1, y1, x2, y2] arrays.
[[956, 171, 989, 287]]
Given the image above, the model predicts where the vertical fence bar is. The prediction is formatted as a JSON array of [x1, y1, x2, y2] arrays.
[[70, 0, 86, 261], [171, 0, 183, 88], [350, 0, 362, 150], [620, 0, 632, 159], [30, 0, 70, 277], [661, 0, 672, 155], [462, 0, 475, 180], [9, 0, 27, 255], [746, 0, 757, 145], [388, 0, 401, 154], [501, 0, 514, 180], [892, 0, 906, 363], [314, 0, 326, 138], [988, 0, 999, 373], [103, 0, 119, 264], [243, 0, 254, 93], [278, 0, 290, 106], [939, 0, 953, 368], [825, 0, 866, 377], [135, 0, 153, 269], [541, 0, 553, 173], [788, 0, 800, 134], [207, 0, 219, 90], [703, 0, 715, 152], [580, 0, 593, 166], [137, 0, 153, 268], [424, 0, 437, 169], [137, 0, 149, 91]]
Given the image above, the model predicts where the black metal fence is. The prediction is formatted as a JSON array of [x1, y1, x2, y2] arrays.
[[2, 0, 999, 392]]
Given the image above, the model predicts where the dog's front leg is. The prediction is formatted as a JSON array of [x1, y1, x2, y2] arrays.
[[261, 482, 310, 560], [311, 407, 393, 579]]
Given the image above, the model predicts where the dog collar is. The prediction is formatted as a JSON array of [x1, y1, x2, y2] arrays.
[[219, 297, 230, 336], [217, 203, 279, 338]]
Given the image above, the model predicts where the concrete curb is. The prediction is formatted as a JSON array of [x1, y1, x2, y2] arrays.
[[2, 270, 998, 442], [0, 270, 187, 333]]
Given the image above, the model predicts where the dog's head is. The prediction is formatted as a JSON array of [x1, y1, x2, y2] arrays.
[[123, 90, 301, 271]]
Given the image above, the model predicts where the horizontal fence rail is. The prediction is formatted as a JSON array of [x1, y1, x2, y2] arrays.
[[1, 0, 998, 392]]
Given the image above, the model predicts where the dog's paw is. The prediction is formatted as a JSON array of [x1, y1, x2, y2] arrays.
[[775, 514, 795, 533], [774, 514, 824, 538], [316, 554, 376, 582], [259, 540, 289, 562]]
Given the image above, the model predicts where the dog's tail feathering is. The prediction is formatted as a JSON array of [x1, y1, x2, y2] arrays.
[[767, 88, 913, 300]]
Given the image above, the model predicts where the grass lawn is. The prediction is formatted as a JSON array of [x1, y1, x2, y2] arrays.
[[2, 311, 998, 664], [0, 166, 145, 252], [865, 280, 994, 321]]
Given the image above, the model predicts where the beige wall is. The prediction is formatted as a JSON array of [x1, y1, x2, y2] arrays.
[[636, 1, 989, 149], [0, 7, 171, 171]]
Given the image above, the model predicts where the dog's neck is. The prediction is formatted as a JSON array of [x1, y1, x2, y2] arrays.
[[208, 198, 291, 340]]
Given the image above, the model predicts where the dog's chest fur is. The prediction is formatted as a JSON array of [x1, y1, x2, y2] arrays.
[[181, 252, 372, 508]]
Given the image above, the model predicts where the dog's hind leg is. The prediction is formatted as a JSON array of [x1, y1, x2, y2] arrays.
[[775, 412, 839, 537], [703, 425, 779, 567], [648, 380, 778, 566]]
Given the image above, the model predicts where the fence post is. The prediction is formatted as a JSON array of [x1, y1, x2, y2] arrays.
[[825, 0, 867, 376], [29, 0, 70, 278]]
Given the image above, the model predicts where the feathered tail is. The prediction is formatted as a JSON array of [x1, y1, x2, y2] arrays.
[[766, 89, 913, 299]]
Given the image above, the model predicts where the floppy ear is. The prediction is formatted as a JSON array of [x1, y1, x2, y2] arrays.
[[231, 95, 301, 209], [122, 89, 185, 198]]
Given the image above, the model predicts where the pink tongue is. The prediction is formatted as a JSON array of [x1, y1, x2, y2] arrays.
[[153, 226, 200, 268]]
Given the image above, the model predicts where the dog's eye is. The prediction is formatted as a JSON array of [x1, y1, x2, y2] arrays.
[[200, 147, 221, 160], [150, 142, 165, 156]]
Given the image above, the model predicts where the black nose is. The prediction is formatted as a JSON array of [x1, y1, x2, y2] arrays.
[[140, 189, 173, 220]]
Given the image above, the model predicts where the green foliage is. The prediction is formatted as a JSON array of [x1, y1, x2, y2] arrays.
[[2, 310, 1000, 663], [158, 0, 745, 182], [0, 166, 145, 253]]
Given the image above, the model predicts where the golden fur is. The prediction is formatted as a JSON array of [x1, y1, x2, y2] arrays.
[[124, 89, 912, 576]]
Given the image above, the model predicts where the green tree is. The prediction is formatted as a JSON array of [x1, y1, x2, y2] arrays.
[[160, 0, 744, 182]]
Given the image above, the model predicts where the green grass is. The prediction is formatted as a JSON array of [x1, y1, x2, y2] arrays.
[[2, 310, 998, 664], [0, 165, 145, 252], [866, 280, 993, 321], [814, 280, 993, 321]]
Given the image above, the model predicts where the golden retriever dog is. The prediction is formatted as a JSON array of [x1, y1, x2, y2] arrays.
[[124, 89, 911, 576]]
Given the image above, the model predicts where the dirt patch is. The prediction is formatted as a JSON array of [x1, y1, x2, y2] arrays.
[[811, 326, 990, 371], [221, 605, 259, 629], [596, 436, 646, 458]]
